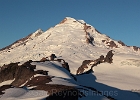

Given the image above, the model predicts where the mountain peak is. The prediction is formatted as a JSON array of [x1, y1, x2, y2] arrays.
[[65, 17, 76, 20], [59, 17, 77, 24], [59, 17, 88, 26], [1, 17, 140, 100], [0, 17, 140, 67], [77, 19, 86, 24]]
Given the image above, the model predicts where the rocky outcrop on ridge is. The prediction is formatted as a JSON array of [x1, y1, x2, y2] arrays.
[[133, 46, 140, 51], [76, 50, 114, 74], [84, 23, 94, 45], [59, 18, 67, 24], [118, 40, 126, 46], [40, 54, 70, 72], [0, 29, 43, 51], [104, 50, 114, 63], [102, 39, 118, 48], [0, 61, 36, 87]]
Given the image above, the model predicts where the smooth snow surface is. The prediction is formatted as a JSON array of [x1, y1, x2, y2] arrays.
[[32, 61, 73, 79], [0, 87, 48, 100], [0, 79, 15, 87]]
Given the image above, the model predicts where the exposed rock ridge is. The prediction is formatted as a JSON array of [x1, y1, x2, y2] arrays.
[[0, 29, 43, 51], [84, 23, 94, 45], [76, 50, 114, 74]]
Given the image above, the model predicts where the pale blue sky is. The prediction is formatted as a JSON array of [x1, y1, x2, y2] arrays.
[[0, 0, 140, 49]]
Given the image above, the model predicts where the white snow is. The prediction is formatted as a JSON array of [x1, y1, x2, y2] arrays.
[[0, 79, 15, 87], [76, 71, 140, 100], [0, 17, 140, 100], [47, 77, 77, 86], [31, 61, 73, 79], [0, 17, 139, 71], [31, 61, 77, 85], [77, 20, 86, 24], [0, 87, 48, 100]]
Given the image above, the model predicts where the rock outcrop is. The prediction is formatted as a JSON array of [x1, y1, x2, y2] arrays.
[[40, 54, 70, 72], [118, 40, 126, 46], [0, 61, 36, 87], [0, 63, 19, 83], [102, 40, 118, 48], [84, 23, 94, 45], [0, 29, 43, 51], [104, 50, 114, 63], [133, 46, 139, 51], [50, 54, 57, 60], [40, 57, 48, 62], [76, 60, 93, 74], [107, 41, 118, 48], [0, 85, 12, 95], [77, 50, 114, 74], [59, 18, 67, 24]]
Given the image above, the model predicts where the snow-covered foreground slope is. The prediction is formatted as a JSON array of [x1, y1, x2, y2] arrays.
[[94, 53, 140, 90], [1, 88, 48, 100], [0, 60, 140, 100], [0, 17, 140, 100], [0, 60, 111, 100]]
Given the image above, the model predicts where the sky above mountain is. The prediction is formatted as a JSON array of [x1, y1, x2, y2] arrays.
[[0, 0, 140, 49]]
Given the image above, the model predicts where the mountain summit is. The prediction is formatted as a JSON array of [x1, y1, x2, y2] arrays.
[[0, 17, 139, 68]]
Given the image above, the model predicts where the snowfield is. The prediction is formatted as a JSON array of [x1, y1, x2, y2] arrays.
[[1, 87, 48, 100], [0, 17, 140, 100]]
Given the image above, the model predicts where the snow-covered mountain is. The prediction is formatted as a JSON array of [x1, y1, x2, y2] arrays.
[[0, 17, 140, 71], [0, 17, 140, 100]]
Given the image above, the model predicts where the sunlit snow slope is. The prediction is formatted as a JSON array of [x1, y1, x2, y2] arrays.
[[0, 17, 140, 100], [0, 17, 140, 72]]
